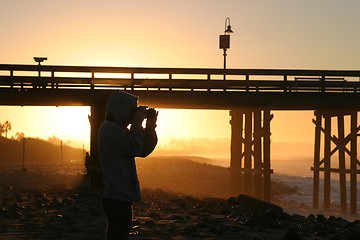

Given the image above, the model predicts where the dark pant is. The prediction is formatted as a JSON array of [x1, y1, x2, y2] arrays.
[[102, 198, 133, 240]]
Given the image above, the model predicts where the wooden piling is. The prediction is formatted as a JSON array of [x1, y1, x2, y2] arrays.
[[254, 110, 262, 199], [263, 110, 271, 202], [337, 114, 347, 212], [89, 101, 106, 187], [239, 114, 245, 194], [350, 112, 357, 214], [244, 111, 253, 196], [230, 110, 244, 195], [313, 113, 321, 209], [324, 114, 331, 209]]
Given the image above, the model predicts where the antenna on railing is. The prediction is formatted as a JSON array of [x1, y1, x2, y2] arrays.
[[33, 57, 47, 66], [33, 57, 48, 89]]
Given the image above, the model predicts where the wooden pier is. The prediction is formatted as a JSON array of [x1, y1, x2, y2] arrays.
[[0, 64, 359, 212]]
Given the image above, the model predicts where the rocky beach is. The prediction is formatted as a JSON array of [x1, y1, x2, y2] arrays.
[[1, 157, 360, 239]]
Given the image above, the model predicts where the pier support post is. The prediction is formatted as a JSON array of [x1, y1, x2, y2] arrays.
[[313, 113, 321, 209], [337, 114, 347, 212], [312, 111, 360, 213], [324, 114, 331, 209], [350, 112, 358, 214], [263, 110, 272, 202], [254, 110, 262, 199], [230, 109, 273, 201], [230, 110, 244, 195], [89, 101, 106, 187]]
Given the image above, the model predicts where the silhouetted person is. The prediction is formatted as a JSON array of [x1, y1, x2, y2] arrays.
[[99, 90, 158, 240]]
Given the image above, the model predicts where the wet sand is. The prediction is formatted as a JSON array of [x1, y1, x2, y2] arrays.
[[1, 158, 360, 239]]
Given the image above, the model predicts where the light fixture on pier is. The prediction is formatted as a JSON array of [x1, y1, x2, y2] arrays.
[[219, 17, 233, 80]]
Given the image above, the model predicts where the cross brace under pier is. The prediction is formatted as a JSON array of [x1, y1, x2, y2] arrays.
[[312, 111, 360, 213]]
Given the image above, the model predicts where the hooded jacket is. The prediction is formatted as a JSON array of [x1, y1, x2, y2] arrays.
[[99, 91, 157, 202]]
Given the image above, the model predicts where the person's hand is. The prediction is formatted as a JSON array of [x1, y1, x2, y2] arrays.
[[146, 108, 158, 127], [132, 106, 147, 126]]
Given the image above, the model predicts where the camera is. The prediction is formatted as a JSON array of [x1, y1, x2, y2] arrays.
[[138, 106, 155, 118]]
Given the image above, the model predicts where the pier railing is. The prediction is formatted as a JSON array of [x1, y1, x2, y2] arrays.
[[0, 64, 359, 93]]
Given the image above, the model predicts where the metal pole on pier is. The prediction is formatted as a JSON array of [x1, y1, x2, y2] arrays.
[[60, 140, 63, 165]]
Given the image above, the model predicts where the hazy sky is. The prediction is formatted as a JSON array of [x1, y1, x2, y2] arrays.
[[0, 0, 359, 150]]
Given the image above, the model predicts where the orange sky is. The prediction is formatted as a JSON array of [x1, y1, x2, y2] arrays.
[[0, 105, 315, 152], [0, 1, 359, 153]]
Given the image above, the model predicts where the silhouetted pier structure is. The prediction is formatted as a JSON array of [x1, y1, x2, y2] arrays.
[[0, 64, 359, 212]]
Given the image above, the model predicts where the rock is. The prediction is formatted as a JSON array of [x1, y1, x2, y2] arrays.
[[182, 225, 197, 235], [328, 215, 336, 223], [276, 219, 292, 229], [210, 223, 225, 236], [166, 224, 176, 233], [184, 195, 200, 204], [199, 205, 214, 214], [264, 207, 283, 219], [0, 208, 8, 217], [281, 212, 291, 220], [233, 217, 246, 225], [284, 229, 301, 240], [230, 225, 248, 232], [329, 233, 344, 240], [148, 212, 161, 219], [346, 227, 360, 240], [196, 222, 210, 229], [313, 222, 325, 231], [14, 210, 23, 218], [203, 197, 226, 205], [132, 219, 140, 225], [218, 206, 232, 215], [236, 194, 283, 213], [315, 231, 327, 237], [71, 226, 80, 233], [0, 224, 8, 233], [247, 212, 273, 228], [227, 197, 237, 206], [353, 220, 360, 225], [201, 217, 224, 225], [168, 198, 187, 208], [132, 225, 141, 230], [307, 214, 315, 220], [143, 220, 156, 226], [189, 209, 201, 216], [333, 217, 348, 229], [168, 215, 186, 221], [227, 213, 237, 219], [316, 214, 325, 222]]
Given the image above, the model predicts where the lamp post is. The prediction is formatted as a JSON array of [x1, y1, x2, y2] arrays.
[[219, 17, 233, 80]]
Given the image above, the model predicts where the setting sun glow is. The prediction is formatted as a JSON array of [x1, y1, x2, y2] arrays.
[[1, 0, 359, 165]]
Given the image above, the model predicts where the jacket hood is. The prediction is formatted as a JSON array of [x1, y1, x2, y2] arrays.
[[106, 91, 138, 126]]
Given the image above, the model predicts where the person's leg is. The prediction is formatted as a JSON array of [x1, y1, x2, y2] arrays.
[[102, 198, 133, 240]]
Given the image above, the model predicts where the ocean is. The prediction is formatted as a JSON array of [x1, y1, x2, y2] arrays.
[[202, 156, 360, 220]]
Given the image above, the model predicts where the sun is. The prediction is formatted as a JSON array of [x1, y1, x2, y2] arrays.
[[55, 106, 91, 148]]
